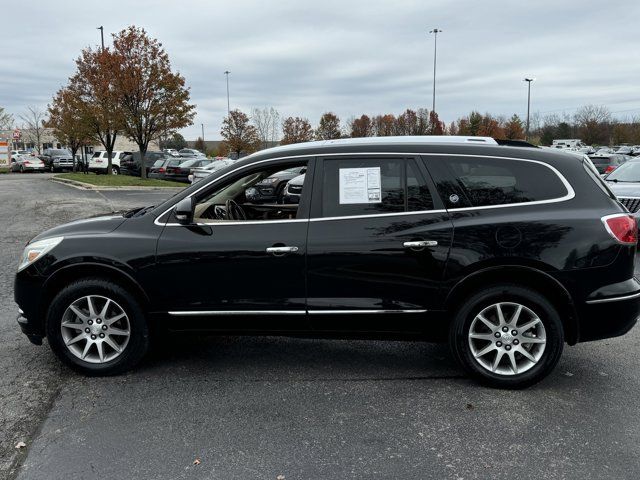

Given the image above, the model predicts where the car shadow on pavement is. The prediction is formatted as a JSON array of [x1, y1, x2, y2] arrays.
[[140, 334, 464, 381]]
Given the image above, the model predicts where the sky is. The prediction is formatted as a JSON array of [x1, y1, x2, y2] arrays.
[[3, 0, 639, 140]]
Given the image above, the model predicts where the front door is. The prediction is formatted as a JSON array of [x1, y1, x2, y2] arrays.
[[153, 158, 314, 332], [306, 155, 453, 333]]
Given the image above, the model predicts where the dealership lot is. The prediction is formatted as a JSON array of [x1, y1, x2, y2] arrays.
[[2, 174, 640, 479]]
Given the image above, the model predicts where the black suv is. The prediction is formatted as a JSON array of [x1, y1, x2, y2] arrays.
[[15, 137, 639, 388], [42, 148, 74, 172]]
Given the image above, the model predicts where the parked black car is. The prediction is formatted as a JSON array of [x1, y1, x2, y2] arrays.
[[15, 137, 639, 388], [164, 158, 214, 183], [42, 148, 74, 172], [120, 152, 171, 177], [245, 166, 307, 203], [588, 153, 632, 175], [148, 158, 183, 180]]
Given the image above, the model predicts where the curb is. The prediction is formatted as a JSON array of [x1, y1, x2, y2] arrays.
[[50, 176, 184, 191]]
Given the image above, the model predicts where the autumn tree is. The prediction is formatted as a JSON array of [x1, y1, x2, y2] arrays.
[[281, 116, 314, 145], [428, 111, 445, 135], [503, 114, 525, 140], [315, 112, 341, 140], [20, 106, 46, 154], [110, 26, 195, 178], [349, 114, 373, 137], [395, 109, 419, 136], [47, 87, 93, 171], [251, 107, 280, 150], [372, 114, 396, 136], [194, 137, 206, 154], [0, 106, 13, 130], [574, 105, 611, 145], [69, 47, 124, 174], [221, 109, 260, 157]]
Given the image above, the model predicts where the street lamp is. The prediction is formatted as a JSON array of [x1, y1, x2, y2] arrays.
[[429, 28, 442, 114], [97, 26, 104, 50], [201, 123, 205, 149], [524, 77, 536, 140], [224, 71, 230, 116]]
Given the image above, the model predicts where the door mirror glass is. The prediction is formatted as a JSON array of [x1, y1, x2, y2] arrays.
[[174, 197, 194, 224]]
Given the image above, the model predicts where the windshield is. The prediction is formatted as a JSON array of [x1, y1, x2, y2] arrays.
[[606, 161, 640, 182], [152, 159, 165, 167], [179, 159, 199, 168], [49, 149, 69, 155]]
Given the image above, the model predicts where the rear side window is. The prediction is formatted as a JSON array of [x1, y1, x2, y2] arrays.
[[441, 157, 569, 207], [321, 158, 435, 217]]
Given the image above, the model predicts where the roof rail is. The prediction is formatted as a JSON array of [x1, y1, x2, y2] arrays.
[[264, 136, 498, 154]]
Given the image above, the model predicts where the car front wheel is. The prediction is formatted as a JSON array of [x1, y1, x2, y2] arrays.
[[449, 284, 564, 389], [46, 278, 149, 376]]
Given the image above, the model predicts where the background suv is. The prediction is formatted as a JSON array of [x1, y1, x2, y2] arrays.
[[42, 148, 74, 172]]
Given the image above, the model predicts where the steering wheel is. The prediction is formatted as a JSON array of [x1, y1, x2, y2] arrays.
[[225, 199, 246, 221]]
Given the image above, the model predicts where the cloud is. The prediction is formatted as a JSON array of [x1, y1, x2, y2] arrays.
[[3, 0, 639, 140]]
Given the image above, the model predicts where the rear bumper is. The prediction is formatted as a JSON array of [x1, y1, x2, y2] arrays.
[[578, 287, 640, 342]]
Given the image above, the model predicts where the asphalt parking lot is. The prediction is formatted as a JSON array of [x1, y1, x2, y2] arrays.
[[1, 173, 640, 480]]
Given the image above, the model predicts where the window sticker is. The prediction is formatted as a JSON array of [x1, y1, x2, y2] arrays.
[[339, 167, 382, 204]]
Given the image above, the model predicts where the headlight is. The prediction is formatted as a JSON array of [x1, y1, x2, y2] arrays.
[[18, 236, 64, 271], [257, 177, 278, 185]]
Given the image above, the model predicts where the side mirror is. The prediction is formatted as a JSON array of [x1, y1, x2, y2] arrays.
[[174, 197, 194, 224]]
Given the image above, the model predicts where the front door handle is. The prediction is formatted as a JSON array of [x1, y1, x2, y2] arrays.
[[403, 240, 438, 248], [266, 246, 299, 255]]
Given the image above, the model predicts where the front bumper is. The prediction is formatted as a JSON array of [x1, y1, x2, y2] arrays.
[[16, 309, 43, 345]]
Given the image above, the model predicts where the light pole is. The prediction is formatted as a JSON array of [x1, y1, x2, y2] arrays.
[[201, 123, 205, 150], [524, 77, 536, 140], [429, 28, 442, 114], [224, 71, 230, 116], [97, 26, 104, 50]]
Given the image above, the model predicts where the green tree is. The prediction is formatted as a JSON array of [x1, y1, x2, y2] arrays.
[[162, 132, 187, 150]]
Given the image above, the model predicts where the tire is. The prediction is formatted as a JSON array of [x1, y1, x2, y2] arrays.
[[112, 167, 119, 175], [20, 165, 24, 173], [449, 284, 564, 389], [46, 278, 149, 376], [50, 165, 55, 173]]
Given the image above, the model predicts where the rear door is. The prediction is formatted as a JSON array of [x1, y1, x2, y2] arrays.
[[306, 154, 453, 333]]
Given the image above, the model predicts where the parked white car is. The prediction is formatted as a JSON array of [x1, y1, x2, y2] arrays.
[[188, 158, 236, 184], [10, 154, 46, 173], [88, 151, 132, 174]]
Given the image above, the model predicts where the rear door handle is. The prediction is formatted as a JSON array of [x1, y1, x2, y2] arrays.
[[403, 240, 438, 248], [266, 246, 299, 255]]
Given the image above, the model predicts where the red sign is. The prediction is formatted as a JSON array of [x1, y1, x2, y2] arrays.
[[12, 129, 21, 140]]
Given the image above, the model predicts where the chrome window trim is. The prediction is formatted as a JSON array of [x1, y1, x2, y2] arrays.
[[585, 291, 640, 304], [155, 152, 575, 227]]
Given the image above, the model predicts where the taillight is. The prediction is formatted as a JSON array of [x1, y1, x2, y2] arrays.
[[158, 168, 165, 173], [604, 165, 616, 173], [602, 214, 637, 244]]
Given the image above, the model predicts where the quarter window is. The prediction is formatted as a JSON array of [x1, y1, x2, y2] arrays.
[[321, 158, 434, 217], [442, 157, 568, 207]]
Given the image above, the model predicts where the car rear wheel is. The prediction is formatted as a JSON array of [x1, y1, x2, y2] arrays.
[[449, 284, 564, 389], [46, 278, 149, 376], [112, 166, 119, 175]]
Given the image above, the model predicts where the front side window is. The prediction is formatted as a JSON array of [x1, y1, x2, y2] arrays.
[[441, 157, 569, 207], [192, 161, 308, 222], [321, 158, 434, 218]]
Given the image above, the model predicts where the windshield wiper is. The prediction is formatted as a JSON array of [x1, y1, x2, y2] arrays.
[[133, 205, 156, 217]]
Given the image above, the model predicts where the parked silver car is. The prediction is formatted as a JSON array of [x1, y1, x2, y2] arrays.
[[188, 158, 237, 184], [10, 155, 46, 173]]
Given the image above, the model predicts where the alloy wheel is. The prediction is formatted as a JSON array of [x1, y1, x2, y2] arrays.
[[468, 302, 546, 376], [60, 295, 131, 364]]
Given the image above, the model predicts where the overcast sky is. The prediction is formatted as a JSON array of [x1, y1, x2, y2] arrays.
[[3, 0, 639, 140]]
